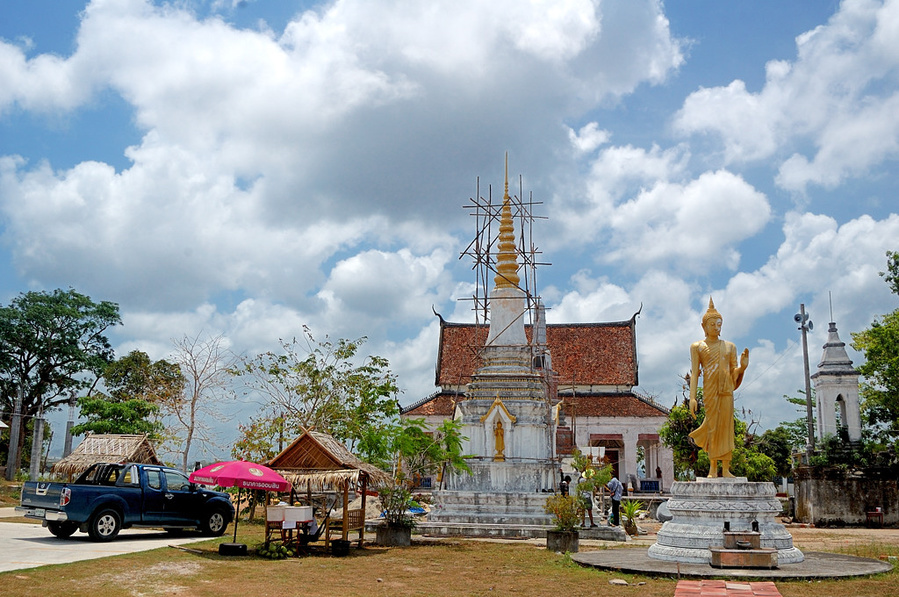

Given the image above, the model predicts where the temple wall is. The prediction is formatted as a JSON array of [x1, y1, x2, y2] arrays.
[[794, 466, 899, 526]]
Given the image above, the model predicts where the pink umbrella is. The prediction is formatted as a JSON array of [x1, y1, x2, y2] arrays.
[[190, 461, 292, 547]]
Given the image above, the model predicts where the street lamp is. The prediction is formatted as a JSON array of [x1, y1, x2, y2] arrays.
[[794, 304, 815, 457]]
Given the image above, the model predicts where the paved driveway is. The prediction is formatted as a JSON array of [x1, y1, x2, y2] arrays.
[[0, 518, 213, 573]]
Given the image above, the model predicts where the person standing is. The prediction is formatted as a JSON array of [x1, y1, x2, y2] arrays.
[[559, 475, 570, 496], [578, 478, 597, 527], [606, 476, 623, 526]]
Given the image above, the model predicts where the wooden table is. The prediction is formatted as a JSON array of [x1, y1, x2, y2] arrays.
[[265, 519, 314, 548]]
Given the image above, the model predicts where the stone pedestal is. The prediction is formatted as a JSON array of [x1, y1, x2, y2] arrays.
[[648, 477, 803, 565], [709, 531, 778, 569]]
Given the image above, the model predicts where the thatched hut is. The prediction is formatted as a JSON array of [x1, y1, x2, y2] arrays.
[[268, 430, 390, 548], [51, 433, 162, 479]]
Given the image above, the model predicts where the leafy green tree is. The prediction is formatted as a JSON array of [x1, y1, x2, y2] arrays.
[[660, 391, 777, 481], [881, 250, 899, 295], [357, 417, 469, 483], [659, 400, 703, 479], [851, 251, 899, 443], [728, 444, 777, 482], [233, 328, 399, 450], [72, 350, 183, 438], [755, 426, 796, 479], [72, 398, 161, 436], [357, 417, 470, 526], [569, 448, 612, 494], [780, 392, 815, 450], [0, 289, 120, 475], [231, 414, 290, 462]]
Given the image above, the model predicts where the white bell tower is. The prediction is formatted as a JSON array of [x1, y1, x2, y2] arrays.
[[810, 321, 862, 443]]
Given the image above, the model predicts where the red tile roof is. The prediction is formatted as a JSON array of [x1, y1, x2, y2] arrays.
[[402, 392, 460, 416], [404, 391, 667, 418], [558, 392, 668, 417], [435, 318, 639, 388]]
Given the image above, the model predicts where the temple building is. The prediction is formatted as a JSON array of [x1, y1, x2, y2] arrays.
[[402, 157, 673, 495], [403, 314, 674, 492]]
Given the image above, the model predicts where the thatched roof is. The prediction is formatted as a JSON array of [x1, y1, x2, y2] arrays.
[[51, 433, 162, 476], [268, 430, 391, 489]]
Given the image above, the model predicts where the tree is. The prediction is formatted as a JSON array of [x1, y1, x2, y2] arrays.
[[660, 391, 777, 482], [881, 250, 899, 295], [780, 392, 816, 450], [851, 250, 899, 443], [71, 350, 184, 438], [357, 417, 469, 527], [0, 289, 120, 476], [659, 400, 703, 479], [231, 414, 288, 462], [755, 426, 796, 479], [164, 334, 237, 472], [233, 327, 399, 450]]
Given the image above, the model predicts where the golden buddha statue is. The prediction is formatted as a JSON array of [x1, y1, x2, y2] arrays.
[[688, 298, 749, 478]]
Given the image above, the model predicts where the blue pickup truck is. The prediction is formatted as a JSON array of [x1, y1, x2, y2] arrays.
[[17, 462, 235, 541]]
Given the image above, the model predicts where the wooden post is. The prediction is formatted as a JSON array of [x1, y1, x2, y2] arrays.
[[359, 475, 367, 546], [342, 480, 349, 541]]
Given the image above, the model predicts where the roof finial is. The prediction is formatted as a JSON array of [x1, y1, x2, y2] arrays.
[[504, 152, 509, 198], [494, 152, 520, 290]]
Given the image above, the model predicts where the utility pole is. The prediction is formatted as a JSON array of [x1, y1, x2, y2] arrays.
[[796, 304, 815, 457], [5, 382, 24, 481], [63, 391, 77, 458], [29, 404, 44, 480]]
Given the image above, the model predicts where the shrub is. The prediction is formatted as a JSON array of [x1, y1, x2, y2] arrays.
[[544, 494, 581, 532]]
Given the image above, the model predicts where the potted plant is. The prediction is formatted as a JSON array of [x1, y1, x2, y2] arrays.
[[621, 498, 644, 536], [375, 484, 416, 546], [543, 493, 581, 553]]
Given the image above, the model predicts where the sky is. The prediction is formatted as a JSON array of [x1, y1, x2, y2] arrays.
[[2, 0, 898, 460]]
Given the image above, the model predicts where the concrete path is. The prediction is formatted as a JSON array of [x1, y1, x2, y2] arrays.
[[0, 515, 213, 573], [572, 548, 893, 579]]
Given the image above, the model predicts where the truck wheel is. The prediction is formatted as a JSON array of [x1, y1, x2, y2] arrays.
[[88, 508, 122, 541], [47, 521, 78, 539], [200, 508, 228, 536]]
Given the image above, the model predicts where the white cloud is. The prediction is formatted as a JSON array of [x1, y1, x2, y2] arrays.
[[553, 138, 769, 273], [0, 39, 95, 114], [568, 122, 611, 154], [604, 170, 770, 271], [546, 271, 634, 323], [0, 150, 373, 309], [722, 211, 899, 333], [674, 0, 899, 192], [316, 247, 454, 334], [0, 0, 685, 314]]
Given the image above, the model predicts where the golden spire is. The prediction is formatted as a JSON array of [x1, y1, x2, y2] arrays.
[[494, 153, 520, 289]]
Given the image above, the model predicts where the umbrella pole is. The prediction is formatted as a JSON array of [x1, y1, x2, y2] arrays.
[[233, 487, 240, 544]]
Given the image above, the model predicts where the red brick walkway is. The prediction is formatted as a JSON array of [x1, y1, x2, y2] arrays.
[[675, 580, 782, 596]]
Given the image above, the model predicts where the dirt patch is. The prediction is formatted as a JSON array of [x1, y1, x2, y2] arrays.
[[86, 561, 204, 596]]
